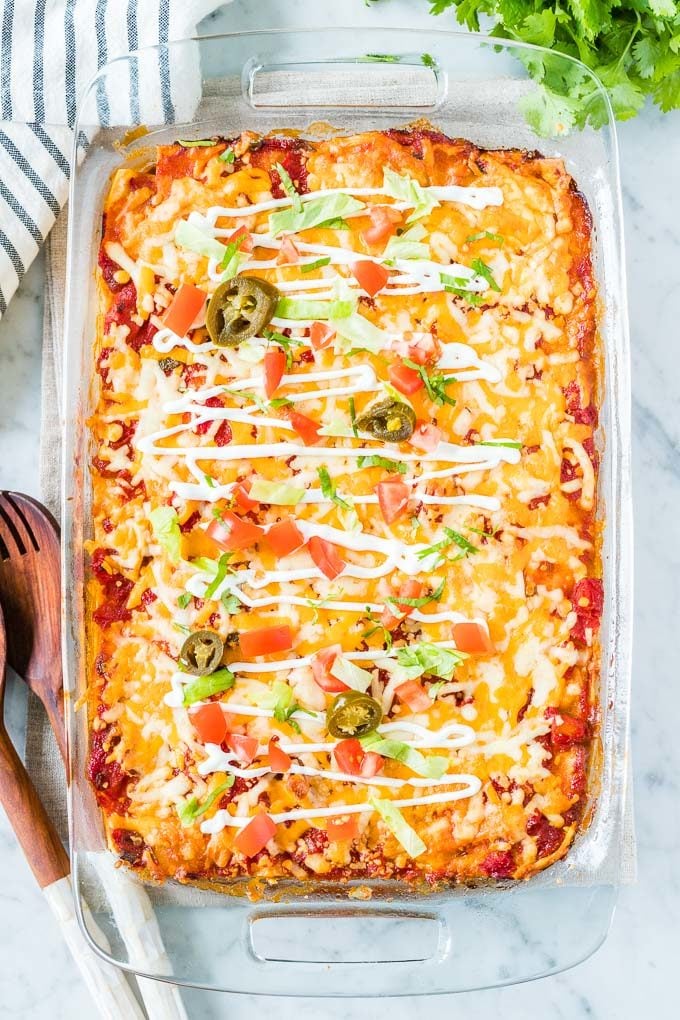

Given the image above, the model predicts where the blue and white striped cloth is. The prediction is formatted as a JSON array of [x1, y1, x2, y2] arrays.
[[0, 0, 225, 320]]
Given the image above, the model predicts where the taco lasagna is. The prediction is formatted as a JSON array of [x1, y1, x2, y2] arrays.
[[86, 128, 602, 887]]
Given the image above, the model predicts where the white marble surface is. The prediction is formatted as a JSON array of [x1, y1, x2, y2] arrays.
[[0, 0, 678, 1016]]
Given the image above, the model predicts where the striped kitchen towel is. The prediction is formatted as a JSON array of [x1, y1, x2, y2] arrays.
[[0, 0, 226, 320]]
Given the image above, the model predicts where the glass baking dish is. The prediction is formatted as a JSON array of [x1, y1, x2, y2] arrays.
[[61, 27, 633, 996]]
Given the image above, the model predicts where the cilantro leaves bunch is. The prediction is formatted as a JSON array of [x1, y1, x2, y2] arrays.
[[427, 0, 680, 133]]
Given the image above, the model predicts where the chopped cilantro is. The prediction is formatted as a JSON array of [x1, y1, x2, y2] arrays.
[[218, 147, 236, 163], [177, 592, 192, 610]]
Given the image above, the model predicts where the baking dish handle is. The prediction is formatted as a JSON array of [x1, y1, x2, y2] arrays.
[[243, 55, 444, 110]]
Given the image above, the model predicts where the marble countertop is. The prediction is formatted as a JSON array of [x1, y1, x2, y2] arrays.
[[0, 1, 678, 1016]]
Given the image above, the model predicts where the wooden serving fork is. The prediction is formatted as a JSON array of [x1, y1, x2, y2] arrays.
[[0, 600, 146, 1018], [0, 491, 188, 1020], [0, 491, 65, 762]]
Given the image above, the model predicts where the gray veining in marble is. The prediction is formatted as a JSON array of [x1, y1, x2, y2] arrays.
[[0, 0, 678, 1017]]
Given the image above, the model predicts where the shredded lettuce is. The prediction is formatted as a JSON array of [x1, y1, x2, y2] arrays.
[[274, 162, 302, 213], [370, 797, 427, 858], [394, 642, 467, 682], [269, 193, 366, 236], [204, 553, 232, 599], [318, 415, 355, 438], [177, 777, 234, 827], [383, 223, 430, 261], [330, 655, 373, 693], [149, 506, 181, 563], [357, 454, 408, 474], [275, 296, 354, 321], [361, 733, 448, 778], [175, 220, 226, 262], [252, 680, 310, 732], [248, 479, 305, 505], [331, 312, 389, 354], [382, 168, 439, 223], [182, 668, 235, 706]]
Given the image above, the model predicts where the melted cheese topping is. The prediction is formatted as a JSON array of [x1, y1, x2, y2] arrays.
[[87, 129, 601, 887]]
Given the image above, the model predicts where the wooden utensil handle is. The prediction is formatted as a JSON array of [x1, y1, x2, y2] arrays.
[[0, 726, 69, 886], [34, 678, 68, 767]]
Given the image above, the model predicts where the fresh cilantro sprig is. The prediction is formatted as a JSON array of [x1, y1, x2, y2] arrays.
[[426, 0, 680, 130]]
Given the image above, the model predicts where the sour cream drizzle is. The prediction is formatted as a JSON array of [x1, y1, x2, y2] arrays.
[[142, 173, 516, 839], [200, 780, 483, 834], [194, 182, 503, 227]]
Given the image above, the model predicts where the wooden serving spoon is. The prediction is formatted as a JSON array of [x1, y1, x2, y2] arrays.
[[0, 601, 146, 1018], [0, 491, 65, 764]]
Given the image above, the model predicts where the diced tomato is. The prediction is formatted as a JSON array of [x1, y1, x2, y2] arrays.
[[526, 811, 564, 860], [277, 236, 300, 264], [190, 703, 228, 744], [359, 751, 384, 778], [239, 624, 294, 658], [388, 361, 423, 396], [376, 479, 410, 524], [206, 512, 263, 552], [268, 736, 292, 773], [395, 679, 431, 713], [410, 422, 442, 452], [361, 205, 403, 245], [479, 850, 515, 879], [350, 260, 390, 298], [227, 733, 259, 764], [326, 815, 359, 842], [393, 333, 439, 366], [452, 621, 495, 655], [227, 224, 253, 253], [288, 409, 321, 446], [263, 348, 286, 398], [311, 644, 348, 693], [214, 421, 233, 447], [233, 813, 276, 857], [551, 714, 587, 751], [310, 320, 335, 351], [162, 283, 206, 338], [381, 579, 424, 629], [308, 536, 345, 580], [333, 738, 365, 776], [570, 578, 604, 644], [232, 481, 259, 511], [265, 519, 305, 558]]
